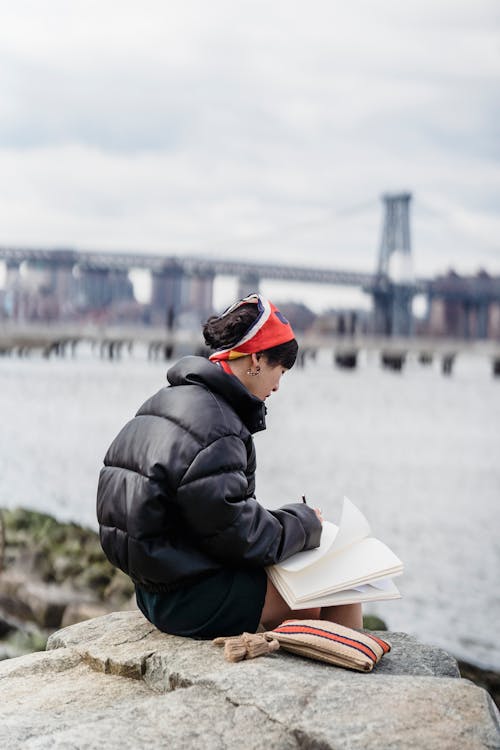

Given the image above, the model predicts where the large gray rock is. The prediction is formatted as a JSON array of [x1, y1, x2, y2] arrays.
[[0, 610, 498, 749]]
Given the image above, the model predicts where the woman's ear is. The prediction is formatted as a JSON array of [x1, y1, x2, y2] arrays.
[[251, 352, 261, 367]]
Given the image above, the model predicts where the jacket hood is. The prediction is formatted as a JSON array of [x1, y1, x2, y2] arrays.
[[167, 356, 267, 434]]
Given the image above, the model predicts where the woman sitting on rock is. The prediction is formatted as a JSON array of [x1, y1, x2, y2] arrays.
[[97, 293, 362, 638]]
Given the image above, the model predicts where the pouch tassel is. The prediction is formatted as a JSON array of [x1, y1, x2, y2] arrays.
[[213, 632, 280, 662]]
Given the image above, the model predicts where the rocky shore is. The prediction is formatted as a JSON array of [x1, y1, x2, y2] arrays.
[[0, 506, 499, 712], [0, 507, 135, 659]]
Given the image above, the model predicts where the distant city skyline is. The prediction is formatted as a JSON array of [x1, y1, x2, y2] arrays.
[[0, 244, 496, 319], [0, 1, 498, 311]]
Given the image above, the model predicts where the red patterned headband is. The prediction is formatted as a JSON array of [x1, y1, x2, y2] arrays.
[[208, 293, 295, 362]]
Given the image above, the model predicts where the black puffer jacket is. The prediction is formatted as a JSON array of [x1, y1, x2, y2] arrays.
[[97, 356, 322, 591]]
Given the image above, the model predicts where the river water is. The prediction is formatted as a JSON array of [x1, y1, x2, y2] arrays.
[[0, 346, 499, 669]]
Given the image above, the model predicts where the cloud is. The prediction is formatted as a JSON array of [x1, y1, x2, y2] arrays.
[[0, 0, 498, 307]]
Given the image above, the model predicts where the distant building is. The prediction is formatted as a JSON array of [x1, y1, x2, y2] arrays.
[[312, 308, 370, 337], [274, 301, 316, 333], [425, 270, 500, 340]]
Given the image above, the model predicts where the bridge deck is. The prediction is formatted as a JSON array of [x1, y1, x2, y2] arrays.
[[0, 246, 431, 290]]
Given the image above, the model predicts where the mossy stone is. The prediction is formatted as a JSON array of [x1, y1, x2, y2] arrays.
[[363, 614, 388, 630]]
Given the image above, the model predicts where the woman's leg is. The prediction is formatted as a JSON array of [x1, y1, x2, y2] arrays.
[[260, 580, 362, 631], [260, 579, 320, 630], [320, 603, 363, 629]]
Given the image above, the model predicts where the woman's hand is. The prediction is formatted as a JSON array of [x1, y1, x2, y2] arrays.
[[314, 507, 323, 523]]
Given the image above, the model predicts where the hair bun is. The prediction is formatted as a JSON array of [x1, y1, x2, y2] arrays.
[[203, 305, 259, 350]]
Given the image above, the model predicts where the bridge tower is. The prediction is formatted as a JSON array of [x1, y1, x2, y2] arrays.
[[372, 192, 415, 336], [377, 193, 412, 275]]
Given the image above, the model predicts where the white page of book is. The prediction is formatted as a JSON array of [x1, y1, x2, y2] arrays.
[[352, 577, 396, 593], [276, 497, 372, 573], [302, 589, 401, 608], [298, 579, 401, 608], [329, 497, 371, 555], [283, 537, 403, 601], [277, 520, 338, 572], [267, 569, 401, 609]]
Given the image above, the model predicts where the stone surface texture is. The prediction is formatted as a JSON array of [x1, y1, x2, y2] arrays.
[[0, 610, 498, 749]]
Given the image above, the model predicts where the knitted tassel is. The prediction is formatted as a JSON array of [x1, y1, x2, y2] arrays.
[[224, 638, 248, 662], [213, 632, 280, 662]]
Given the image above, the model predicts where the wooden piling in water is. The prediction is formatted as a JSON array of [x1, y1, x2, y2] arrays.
[[380, 351, 406, 371], [418, 352, 433, 366], [334, 350, 358, 369], [441, 354, 456, 376]]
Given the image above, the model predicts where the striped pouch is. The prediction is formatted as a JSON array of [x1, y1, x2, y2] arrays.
[[267, 619, 391, 672]]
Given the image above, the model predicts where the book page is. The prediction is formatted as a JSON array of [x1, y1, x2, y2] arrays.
[[292, 579, 401, 608], [267, 567, 401, 609], [329, 496, 371, 555], [277, 520, 338, 572], [277, 496, 371, 573], [279, 537, 403, 601], [352, 577, 395, 593]]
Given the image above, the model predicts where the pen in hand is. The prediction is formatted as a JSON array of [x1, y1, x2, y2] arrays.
[[301, 494, 323, 522]]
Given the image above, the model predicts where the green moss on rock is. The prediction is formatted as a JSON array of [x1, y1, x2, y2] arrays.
[[0, 507, 133, 602], [362, 614, 388, 631]]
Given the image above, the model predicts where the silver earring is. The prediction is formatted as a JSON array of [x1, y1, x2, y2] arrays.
[[246, 365, 261, 376]]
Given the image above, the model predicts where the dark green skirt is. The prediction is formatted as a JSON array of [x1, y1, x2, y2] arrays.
[[135, 567, 268, 639]]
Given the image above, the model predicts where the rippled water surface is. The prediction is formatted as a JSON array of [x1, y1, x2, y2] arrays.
[[1, 347, 499, 668]]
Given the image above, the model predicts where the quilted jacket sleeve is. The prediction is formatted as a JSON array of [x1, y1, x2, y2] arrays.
[[175, 433, 322, 567]]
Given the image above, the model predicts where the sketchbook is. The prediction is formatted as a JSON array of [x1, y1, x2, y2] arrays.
[[267, 497, 403, 609]]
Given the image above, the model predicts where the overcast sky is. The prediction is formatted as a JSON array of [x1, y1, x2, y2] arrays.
[[0, 0, 498, 309]]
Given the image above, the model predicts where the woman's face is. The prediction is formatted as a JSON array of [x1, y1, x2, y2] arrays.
[[246, 355, 288, 401]]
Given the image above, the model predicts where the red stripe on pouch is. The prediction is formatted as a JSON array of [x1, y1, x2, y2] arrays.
[[273, 624, 377, 662], [365, 634, 391, 653]]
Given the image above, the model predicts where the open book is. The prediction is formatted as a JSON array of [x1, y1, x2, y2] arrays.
[[267, 497, 403, 608]]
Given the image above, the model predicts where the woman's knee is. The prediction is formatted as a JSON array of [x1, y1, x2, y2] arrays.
[[320, 603, 363, 629], [260, 579, 321, 630]]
